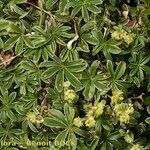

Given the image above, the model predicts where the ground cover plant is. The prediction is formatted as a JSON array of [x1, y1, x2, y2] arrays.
[[0, 0, 150, 150]]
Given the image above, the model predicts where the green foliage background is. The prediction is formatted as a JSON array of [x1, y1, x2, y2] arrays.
[[0, 0, 150, 149]]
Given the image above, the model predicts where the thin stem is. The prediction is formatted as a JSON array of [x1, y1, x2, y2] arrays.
[[25, 2, 54, 17]]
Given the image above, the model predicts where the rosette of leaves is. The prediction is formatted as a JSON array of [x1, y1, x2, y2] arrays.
[[107, 60, 127, 90], [41, 55, 87, 91], [68, 0, 103, 22], [0, 89, 17, 122], [43, 103, 86, 150], [82, 60, 109, 101], [129, 52, 150, 87], [91, 30, 121, 60]]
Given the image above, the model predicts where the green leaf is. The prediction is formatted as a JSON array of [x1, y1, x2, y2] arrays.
[[0, 38, 3, 49], [89, 60, 100, 77], [9, 92, 16, 101], [82, 6, 89, 22], [43, 118, 67, 128], [40, 61, 60, 67], [67, 132, 77, 150], [141, 55, 150, 65], [144, 97, 150, 105], [94, 80, 108, 92], [65, 70, 82, 89], [71, 5, 82, 17], [66, 59, 87, 72], [92, 45, 103, 56], [55, 69, 64, 92], [28, 121, 38, 132], [3, 35, 20, 51], [87, 5, 101, 13], [83, 82, 95, 100], [6, 110, 17, 121], [64, 103, 75, 123], [15, 36, 24, 55], [24, 36, 35, 48], [50, 109, 67, 124], [54, 129, 68, 147], [89, 138, 99, 150], [108, 131, 121, 141], [46, 0, 58, 10], [114, 61, 126, 80], [13, 0, 27, 4], [42, 67, 60, 79], [59, 0, 68, 12], [0, 19, 9, 31], [107, 60, 115, 77], [108, 45, 121, 54], [21, 61, 37, 71], [147, 106, 150, 114], [9, 23, 22, 34], [73, 127, 86, 137], [145, 117, 150, 124]]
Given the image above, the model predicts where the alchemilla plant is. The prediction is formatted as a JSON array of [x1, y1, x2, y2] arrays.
[[0, 0, 150, 150]]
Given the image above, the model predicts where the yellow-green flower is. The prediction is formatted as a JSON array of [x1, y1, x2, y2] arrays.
[[93, 100, 106, 118], [111, 89, 123, 105], [119, 113, 131, 124], [123, 34, 134, 44], [111, 27, 134, 45], [111, 29, 127, 40], [73, 117, 84, 127], [85, 116, 95, 128], [26, 112, 44, 124], [26, 112, 37, 123], [124, 134, 133, 143], [131, 144, 144, 150], [63, 81, 71, 88], [114, 103, 134, 124], [64, 89, 76, 103], [36, 114, 44, 124]]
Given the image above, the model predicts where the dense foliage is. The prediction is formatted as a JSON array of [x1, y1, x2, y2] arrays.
[[0, 0, 150, 150]]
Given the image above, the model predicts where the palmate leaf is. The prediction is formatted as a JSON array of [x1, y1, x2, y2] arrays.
[[69, 0, 102, 22], [3, 35, 20, 51], [107, 60, 127, 90], [82, 60, 108, 100], [92, 30, 121, 59], [42, 57, 87, 91]]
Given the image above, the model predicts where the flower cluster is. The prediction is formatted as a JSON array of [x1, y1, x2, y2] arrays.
[[114, 103, 134, 124], [85, 100, 106, 128], [73, 117, 84, 128], [111, 27, 134, 44], [73, 100, 106, 128], [119, 129, 134, 143], [131, 144, 145, 150], [26, 112, 44, 124], [63, 81, 77, 103], [111, 89, 123, 105], [111, 90, 134, 124]]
